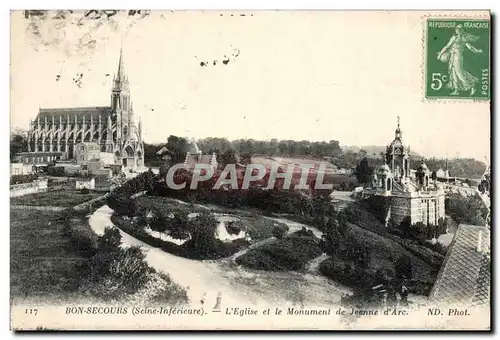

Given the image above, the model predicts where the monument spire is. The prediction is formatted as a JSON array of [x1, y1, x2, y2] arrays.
[[395, 116, 402, 139]]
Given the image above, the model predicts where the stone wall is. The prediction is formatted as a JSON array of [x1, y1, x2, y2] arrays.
[[10, 179, 49, 198], [391, 196, 412, 225]]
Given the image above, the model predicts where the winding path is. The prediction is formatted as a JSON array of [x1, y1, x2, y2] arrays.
[[89, 205, 350, 309]]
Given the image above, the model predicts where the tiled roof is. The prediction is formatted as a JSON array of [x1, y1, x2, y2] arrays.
[[471, 253, 491, 306], [429, 224, 491, 306]]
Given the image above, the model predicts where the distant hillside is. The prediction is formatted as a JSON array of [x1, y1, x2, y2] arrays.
[[340, 145, 486, 178], [341, 145, 421, 158]]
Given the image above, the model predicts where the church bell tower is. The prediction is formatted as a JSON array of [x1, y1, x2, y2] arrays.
[[111, 46, 132, 144]]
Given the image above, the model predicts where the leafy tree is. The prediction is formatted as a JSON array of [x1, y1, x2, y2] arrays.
[[354, 157, 374, 185], [445, 193, 488, 226], [219, 149, 238, 166], [136, 212, 149, 230], [10, 129, 28, 161], [239, 152, 252, 165], [321, 218, 349, 256], [150, 209, 168, 238], [395, 255, 413, 280], [185, 213, 218, 256], [399, 216, 412, 238], [342, 235, 371, 269], [165, 135, 189, 164], [165, 211, 191, 240]]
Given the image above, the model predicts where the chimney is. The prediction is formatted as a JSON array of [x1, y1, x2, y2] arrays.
[[477, 230, 483, 253]]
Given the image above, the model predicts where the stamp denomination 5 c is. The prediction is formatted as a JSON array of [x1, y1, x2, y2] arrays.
[[425, 19, 490, 100]]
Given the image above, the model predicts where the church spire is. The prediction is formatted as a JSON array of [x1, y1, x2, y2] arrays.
[[113, 45, 129, 91], [117, 45, 125, 79]]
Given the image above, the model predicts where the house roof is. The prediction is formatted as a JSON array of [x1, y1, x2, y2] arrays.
[[429, 224, 490, 306], [35, 106, 113, 123], [156, 146, 174, 156]]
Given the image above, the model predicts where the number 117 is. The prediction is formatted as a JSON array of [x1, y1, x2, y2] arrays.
[[25, 308, 38, 316]]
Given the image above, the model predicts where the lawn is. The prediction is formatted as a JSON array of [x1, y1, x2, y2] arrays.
[[10, 209, 89, 302], [10, 189, 103, 207]]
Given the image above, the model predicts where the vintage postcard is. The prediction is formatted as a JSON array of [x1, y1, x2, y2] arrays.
[[10, 10, 491, 331]]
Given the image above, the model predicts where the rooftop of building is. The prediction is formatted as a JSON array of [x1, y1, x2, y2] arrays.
[[34, 106, 113, 123], [429, 224, 490, 307]]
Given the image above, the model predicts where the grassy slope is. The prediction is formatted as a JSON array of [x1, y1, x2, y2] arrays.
[[10, 209, 87, 302], [345, 222, 437, 282], [236, 235, 323, 271], [10, 189, 102, 207]]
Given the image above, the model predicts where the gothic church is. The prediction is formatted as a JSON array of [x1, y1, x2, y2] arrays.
[[27, 48, 144, 169]]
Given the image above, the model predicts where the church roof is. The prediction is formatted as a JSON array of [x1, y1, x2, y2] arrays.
[[35, 106, 113, 123]]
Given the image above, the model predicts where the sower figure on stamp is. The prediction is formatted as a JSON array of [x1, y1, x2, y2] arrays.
[[437, 24, 483, 96]]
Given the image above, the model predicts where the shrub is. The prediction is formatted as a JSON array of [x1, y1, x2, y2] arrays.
[[395, 255, 413, 280], [97, 227, 122, 252], [79, 228, 152, 298], [148, 280, 189, 305], [63, 220, 98, 255], [80, 187, 90, 194], [108, 246, 151, 294], [272, 224, 288, 239], [111, 214, 247, 260], [319, 258, 369, 288], [10, 174, 39, 185]]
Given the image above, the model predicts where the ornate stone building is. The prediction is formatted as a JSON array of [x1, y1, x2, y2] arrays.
[[364, 118, 446, 226], [26, 48, 144, 170]]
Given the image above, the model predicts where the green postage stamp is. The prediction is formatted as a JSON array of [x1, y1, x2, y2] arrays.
[[425, 18, 490, 100]]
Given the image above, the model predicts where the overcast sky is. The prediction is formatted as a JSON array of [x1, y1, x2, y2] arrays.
[[10, 10, 490, 161]]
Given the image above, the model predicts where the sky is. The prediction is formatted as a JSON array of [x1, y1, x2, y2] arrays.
[[10, 10, 491, 161]]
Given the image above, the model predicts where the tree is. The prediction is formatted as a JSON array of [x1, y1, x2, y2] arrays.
[[395, 255, 413, 280], [310, 193, 334, 229], [165, 211, 191, 240], [445, 193, 488, 226], [239, 152, 252, 165], [342, 235, 371, 269], [399, 216, 412, 238], [354, 157, 374, 185], [321, 218, 349, 256], [10, 129, 28, 161], [166, 135, 189, 164], [150, 209, 168, 239], [219, 149, 238, 166], [185, 213, 218, 256]]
